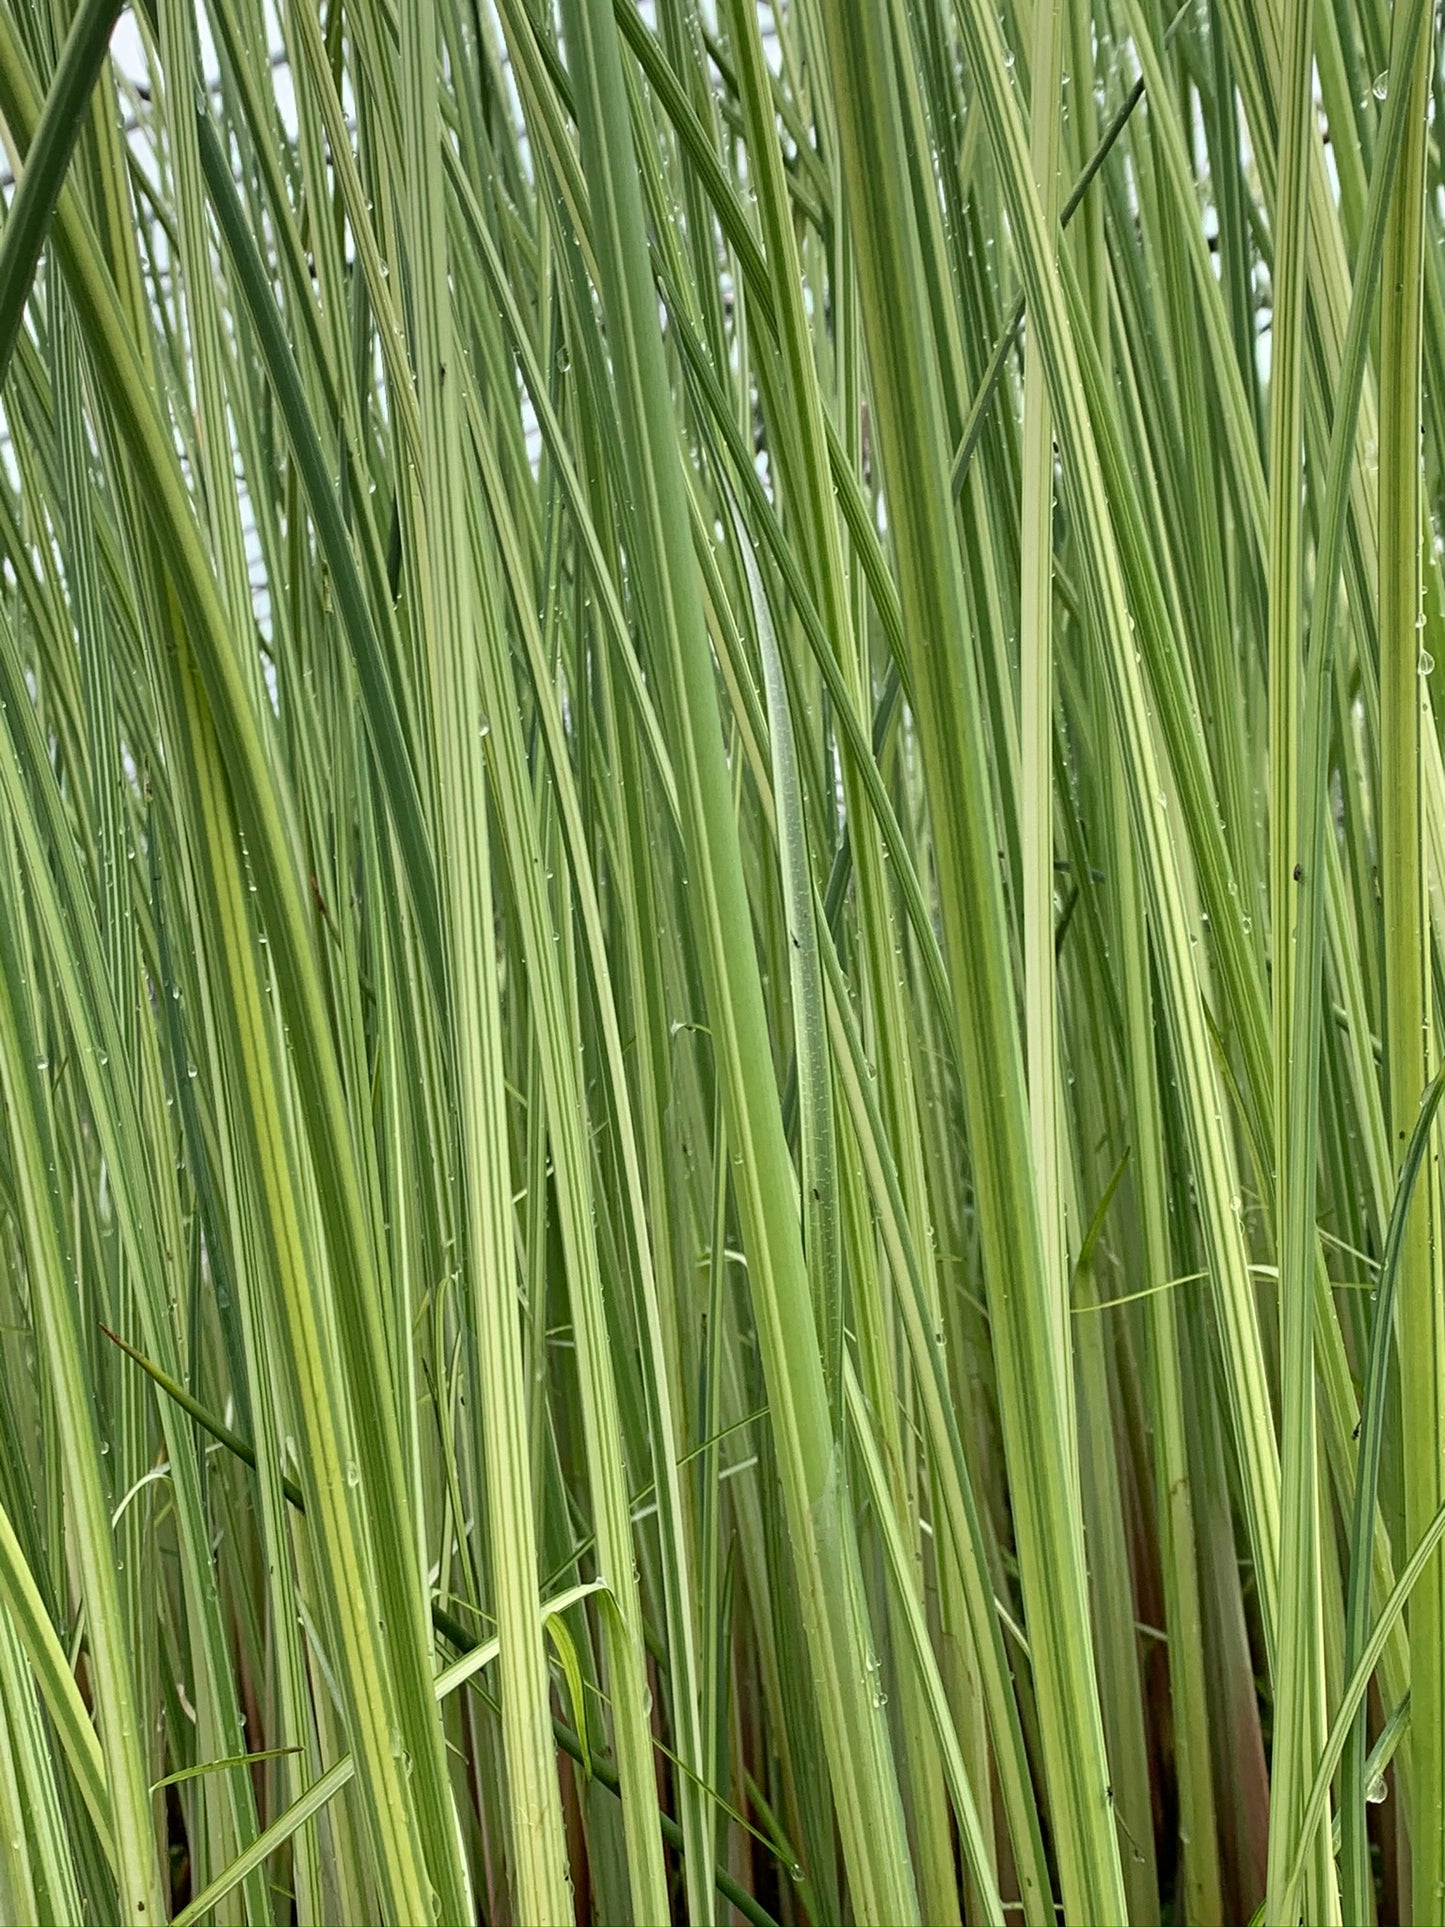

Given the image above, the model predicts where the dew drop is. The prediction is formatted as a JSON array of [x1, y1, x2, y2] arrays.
[[1373, 70, 1389, 100]]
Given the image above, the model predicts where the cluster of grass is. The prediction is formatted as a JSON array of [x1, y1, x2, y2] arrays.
[[0, 0, 1443, 1920]]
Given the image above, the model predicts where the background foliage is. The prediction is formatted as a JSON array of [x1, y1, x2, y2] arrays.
[[0, 0, 1442, 1921]]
